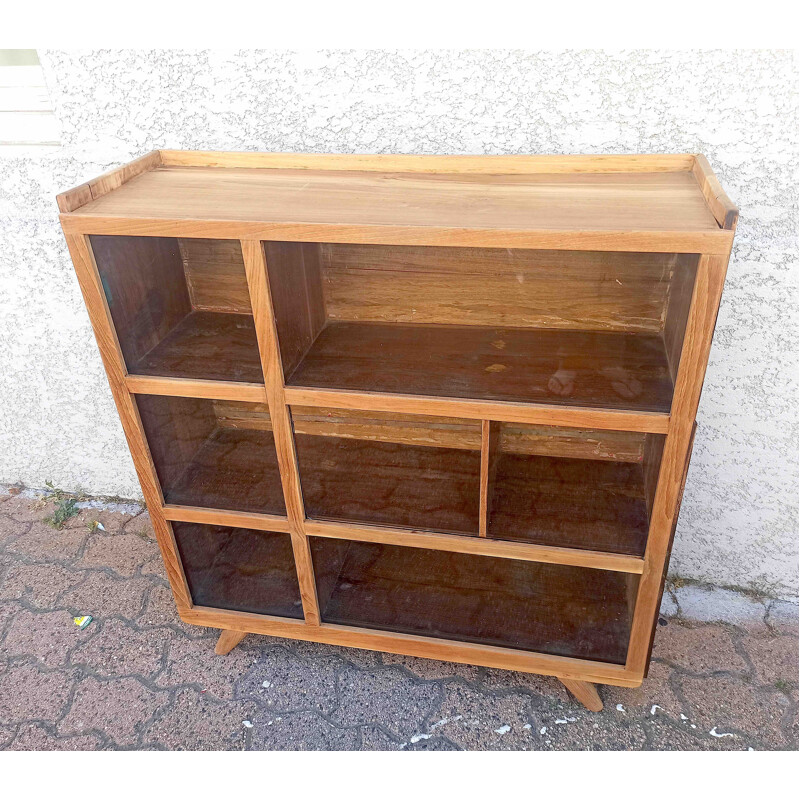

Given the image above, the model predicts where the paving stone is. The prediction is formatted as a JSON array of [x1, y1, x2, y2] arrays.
[[676, 673, 794, 749], [604, 661, 682, 719], [59, 676, 169, 747], [140, 553, 168, 579], [330, 665, 441, 739], [480, 668, 569, 703], [9, 721, 106, 751], [236, 647, 342, 712], [381, 651, 482, 682], [540, 715, 648, 751], [123, 510, 156, 540], [740, 632, 799, 687], [6, 521, 88, 562], [0, 514, 28, 545], [2, 609, 93, 668], [59, 571, 151, 619], [0, 662, 76, 725], [289, 637, 383, 668], [144, 688, 251, 751], [0, 561, 84, 608], [652, 621, 748, 674], [0, 722, 15, 748], [765, 598, 800, 635], [643, 718, 750, 751], [70, 619, 168, 679], [249, 709, 359, 751], [0, 603, 18, 642], [158, 635, 257, 700], [2, 496, 56, 523], [137, 583, 207, 636], [76, 533, 158, 577], [72, 508, 133, 534], [358, 725, 404, 750], [431, 683, 538, 750]]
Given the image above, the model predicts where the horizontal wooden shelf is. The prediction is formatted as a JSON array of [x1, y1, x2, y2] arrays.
[[131, 310, 263, 384], [162, 504, 291, 533], [311, 538, 636, 664], [285, 386, 670, 434], [288, 321, 674, 413], [305, 519, 645, 574], [126, 375, 266, 402]]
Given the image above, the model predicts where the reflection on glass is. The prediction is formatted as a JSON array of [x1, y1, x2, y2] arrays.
[[137, 395, 286, 516], [174, 522, 302, 618], [311, 538, 635, 664]]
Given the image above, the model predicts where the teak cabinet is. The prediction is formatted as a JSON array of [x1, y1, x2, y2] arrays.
[[58, 151, 737, 711]]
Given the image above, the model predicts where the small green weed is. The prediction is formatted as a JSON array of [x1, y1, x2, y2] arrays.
[[43, 481, 80, 529]]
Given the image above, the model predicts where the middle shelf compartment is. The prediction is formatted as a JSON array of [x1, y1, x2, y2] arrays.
[[137, 394, 286, 516], [290, 406, 663, 557]]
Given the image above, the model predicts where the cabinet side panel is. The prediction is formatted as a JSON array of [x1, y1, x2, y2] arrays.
[[64, 233, 192, 611], [663, 254, 700, 382], [627, 253, 730, 674]]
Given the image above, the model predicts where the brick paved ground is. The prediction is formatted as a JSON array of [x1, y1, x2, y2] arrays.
[[0, 490, 797, 751]]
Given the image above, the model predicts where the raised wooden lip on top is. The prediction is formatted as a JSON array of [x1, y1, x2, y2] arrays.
[[57, 150, 738, 253]]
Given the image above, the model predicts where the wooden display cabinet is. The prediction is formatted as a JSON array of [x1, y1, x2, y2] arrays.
[[58, 151, 737, 711]]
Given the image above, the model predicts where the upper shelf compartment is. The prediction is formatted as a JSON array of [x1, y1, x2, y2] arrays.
[[90, 236, 263, 384], [271, 243, 699, 415]]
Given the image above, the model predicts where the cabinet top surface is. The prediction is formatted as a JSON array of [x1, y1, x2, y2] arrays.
[[58, 152, 737, 247]]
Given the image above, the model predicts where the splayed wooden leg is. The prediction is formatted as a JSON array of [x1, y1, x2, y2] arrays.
[[560, 678, 603, 711], [215, 629, 247, 655]]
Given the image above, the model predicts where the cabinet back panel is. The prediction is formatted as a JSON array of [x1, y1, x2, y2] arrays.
[[321, 244, 677, 333], [211, 401, 648, 461], [179, 238, 251, 313]]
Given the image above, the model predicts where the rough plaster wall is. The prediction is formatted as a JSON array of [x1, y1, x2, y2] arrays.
[[0, 50, 796, 596]]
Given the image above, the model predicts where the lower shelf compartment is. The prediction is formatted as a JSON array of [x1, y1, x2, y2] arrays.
[[173, 522, 303, 618], [310, 538, 635, 664]]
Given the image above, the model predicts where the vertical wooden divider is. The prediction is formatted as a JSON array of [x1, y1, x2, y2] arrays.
[[241, 239, 321, 626], [478, 421, 501, 537], [626, 252, 730, 673], [64, 233, 192, 612]]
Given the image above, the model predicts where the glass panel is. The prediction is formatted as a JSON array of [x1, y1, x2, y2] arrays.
[[311, 538, 635, 664], [267, 242, 699, 412], [291, 406, 481, 535], [486, 424, 664, 557], [174, 522, 302, 618], [90, 236, 262, 383], [137, 395, 286, 516]]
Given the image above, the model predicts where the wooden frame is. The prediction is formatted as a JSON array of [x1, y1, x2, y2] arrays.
[[59, 151, 736, 711]]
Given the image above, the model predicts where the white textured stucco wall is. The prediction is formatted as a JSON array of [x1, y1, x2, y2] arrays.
[[0, 50, 797, 597]]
